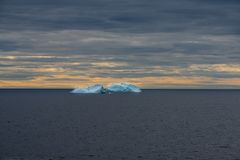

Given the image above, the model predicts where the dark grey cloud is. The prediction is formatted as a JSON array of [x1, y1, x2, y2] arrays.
[[0, 73, 38, 80], [0, 40, 20, 51], [0, 0, 239, 34]]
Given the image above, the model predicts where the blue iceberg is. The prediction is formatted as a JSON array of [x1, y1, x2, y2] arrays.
[[71, 83, 141, 94], [71, 84, 106, 94], [107, 83, 141, 93]]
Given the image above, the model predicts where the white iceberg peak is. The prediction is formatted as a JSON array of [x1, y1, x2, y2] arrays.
[[71, 84, 105, 94], [71, 83, 141, 94], [107, 83, 141, 93]]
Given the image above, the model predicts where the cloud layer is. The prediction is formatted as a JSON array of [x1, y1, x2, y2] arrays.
[[0, 0, 240, 88]]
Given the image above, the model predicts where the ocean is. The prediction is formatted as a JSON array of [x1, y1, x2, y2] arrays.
[[1, 89, 240, 160]]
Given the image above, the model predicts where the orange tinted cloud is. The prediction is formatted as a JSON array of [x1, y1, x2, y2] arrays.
[[1, 54, 240, 88], [189, 64, 240, 72], [1, 75, 240, 88]]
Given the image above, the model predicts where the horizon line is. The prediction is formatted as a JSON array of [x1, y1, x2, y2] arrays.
[[1, 88, 240, 90]]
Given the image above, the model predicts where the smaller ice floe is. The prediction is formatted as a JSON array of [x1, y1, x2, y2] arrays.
[[71, 84, 106, 94], [107, 83, 141, 93]]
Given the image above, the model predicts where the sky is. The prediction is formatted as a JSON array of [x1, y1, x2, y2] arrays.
[[0, 0, 240, 88]]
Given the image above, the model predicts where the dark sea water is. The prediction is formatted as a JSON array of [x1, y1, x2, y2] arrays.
[[1, 89, 240, 160]]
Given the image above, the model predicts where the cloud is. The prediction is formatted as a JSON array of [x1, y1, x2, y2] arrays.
[[1, 75, 240, 88], [0, 0, 240, 88], [189, 64, 240, 73], [0, 30, 239, 62], [0, 0, 240, 34]]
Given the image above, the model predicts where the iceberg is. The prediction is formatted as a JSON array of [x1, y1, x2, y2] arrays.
[[107, 83, 141, 93], [71, 83, 141, 94], [71, 84, 106, 94]]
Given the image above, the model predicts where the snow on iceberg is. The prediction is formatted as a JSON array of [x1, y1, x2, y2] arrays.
[[71, 84, 106, 94], [71, 83, 141, 94], [107, 83, 141, 93]]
